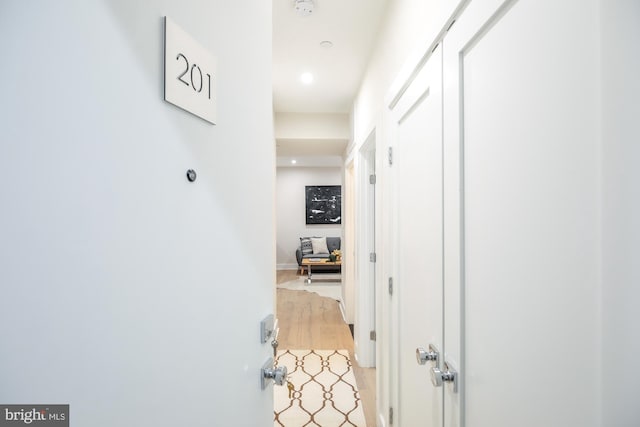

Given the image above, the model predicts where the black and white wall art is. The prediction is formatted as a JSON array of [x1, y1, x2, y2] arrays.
[[305, 185, 342, 224]]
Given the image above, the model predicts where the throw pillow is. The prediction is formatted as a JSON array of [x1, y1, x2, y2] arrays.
[[300, 237, 313, 255], [311, 237, 329, 254]]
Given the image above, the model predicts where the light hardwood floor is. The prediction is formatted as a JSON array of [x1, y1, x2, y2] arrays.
[[276, 269, 376, 426]]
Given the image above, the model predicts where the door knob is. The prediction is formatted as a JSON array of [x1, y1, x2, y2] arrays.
[[430, 361, 458, 393], [264, 365, 288, 385], [261, 357, 288, 389], [416, 344, 440, 366]]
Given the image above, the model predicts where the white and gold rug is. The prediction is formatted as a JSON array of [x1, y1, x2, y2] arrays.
[[274, 350, 366, 427]]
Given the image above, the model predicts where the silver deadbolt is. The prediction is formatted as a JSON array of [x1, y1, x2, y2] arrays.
[[261, 358, 288, 389], [430, 361, 458, 393], [416, 344, 440, 366]]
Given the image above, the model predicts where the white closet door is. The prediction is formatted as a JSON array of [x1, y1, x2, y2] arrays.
[[443, 0, 600, 426], [390, 46, 444, 427]]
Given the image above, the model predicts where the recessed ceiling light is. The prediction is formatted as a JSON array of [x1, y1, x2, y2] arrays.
[[300, 72, 314, 85], [291, 159, 297, 164], [320, 40, 333, 48]]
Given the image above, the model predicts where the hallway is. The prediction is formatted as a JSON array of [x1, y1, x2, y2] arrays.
[[1, 1, 638, 426], [276, 270, 376, 426]]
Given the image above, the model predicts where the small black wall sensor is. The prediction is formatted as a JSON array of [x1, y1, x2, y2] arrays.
[[186, 169, 197, 182]]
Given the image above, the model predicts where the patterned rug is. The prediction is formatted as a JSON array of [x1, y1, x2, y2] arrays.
[[274, 350, 366, 427]]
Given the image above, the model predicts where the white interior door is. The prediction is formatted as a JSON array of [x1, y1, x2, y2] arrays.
[[391, 46, 444, 427], [355, 137, 377, 368], [443, 0, 601, 425]]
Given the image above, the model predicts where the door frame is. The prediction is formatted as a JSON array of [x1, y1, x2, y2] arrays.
[[355, 129, 377, 368], [343, 160, 357, 325]]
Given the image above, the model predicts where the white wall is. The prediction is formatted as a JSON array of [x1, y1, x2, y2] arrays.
[[350, 0, 640, 426], [275, 112, 350, 140], [351, 0, 459, 147], [275, 112, 349, 162], [348, 2, 460, 425], [276, 167, 342, 269], [600, 1, 640, 425], [0, 2, 274, 426]]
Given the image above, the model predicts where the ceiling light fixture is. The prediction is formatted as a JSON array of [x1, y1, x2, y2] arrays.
[[294, 0, 315, 16], [300, 72, 314, 85], [320, 40, 333, 48]]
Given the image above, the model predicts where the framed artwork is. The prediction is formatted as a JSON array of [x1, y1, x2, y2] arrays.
[[305, 185, 342, 224]]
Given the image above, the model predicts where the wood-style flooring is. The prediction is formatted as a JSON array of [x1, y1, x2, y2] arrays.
[[276, 269, 376, 426]]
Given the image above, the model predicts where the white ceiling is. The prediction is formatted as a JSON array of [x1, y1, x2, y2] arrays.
[[272, 0, 388, 114]]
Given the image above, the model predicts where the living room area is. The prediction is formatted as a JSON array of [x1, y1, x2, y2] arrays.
[[275, 157, 346, 307]]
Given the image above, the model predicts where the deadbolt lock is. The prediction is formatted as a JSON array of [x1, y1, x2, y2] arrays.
[[261, 358, 288, 389]]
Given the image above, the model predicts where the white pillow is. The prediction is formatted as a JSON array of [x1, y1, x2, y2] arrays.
[[311, 237, 329, 254]]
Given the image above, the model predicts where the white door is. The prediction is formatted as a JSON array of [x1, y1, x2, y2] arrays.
[[390, 46, 444, 427], [443, 0, 601, 425], [0, 2, 276, 426], [356, 138, 377, 368]]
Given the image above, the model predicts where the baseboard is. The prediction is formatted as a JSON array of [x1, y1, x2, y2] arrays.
[[277, 263, 298, 270]]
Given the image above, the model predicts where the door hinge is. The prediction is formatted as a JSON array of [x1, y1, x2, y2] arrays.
[[388, 147, 393, 166], [370, 252, 377, 263], [370, 330, 376, 341], [369, 174, 377, 185], [388, 277, 394, 296], [389, 407, 394, 425]]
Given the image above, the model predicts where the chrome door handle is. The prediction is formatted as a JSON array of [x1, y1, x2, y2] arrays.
[[416, 344, 440, 366], [261, 358, 288, 389], [430, 361, 458, 393]]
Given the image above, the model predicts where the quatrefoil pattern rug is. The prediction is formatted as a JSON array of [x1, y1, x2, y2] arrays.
[[274, 350, 366, 427]]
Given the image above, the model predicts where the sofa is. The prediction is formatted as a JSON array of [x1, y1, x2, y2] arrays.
[[296, 236, 341, 274]]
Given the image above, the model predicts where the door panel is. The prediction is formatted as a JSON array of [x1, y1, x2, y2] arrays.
[[443, 0, 600, 425], [392, 47, 443, 427], [355, 141, 377, 368]]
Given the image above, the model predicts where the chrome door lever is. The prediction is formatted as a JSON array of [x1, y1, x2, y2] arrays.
[[416, 344, 440, 366], [430, 361, 458, 393]]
